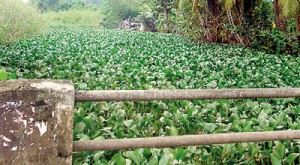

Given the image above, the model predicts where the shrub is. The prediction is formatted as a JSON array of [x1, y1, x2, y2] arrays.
[[101, 0, 139, 29], [0, 0, 44, 45], [251, 30, 300, 56]]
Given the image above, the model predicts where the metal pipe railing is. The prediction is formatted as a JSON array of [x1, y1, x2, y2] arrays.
[[73, 130, 300, 151], [75, 88, 300, 102], [74, 88, 300, 152]]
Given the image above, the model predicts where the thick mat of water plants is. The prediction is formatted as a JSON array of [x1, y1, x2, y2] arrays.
[[1, 25, 300, 164]]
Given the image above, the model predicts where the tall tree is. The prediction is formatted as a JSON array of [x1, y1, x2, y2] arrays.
[[274, 0, 281, 30], [220, 0, 245, 45], [156, 0, 175, 32], [161, 0, 169, 31], [30, 0, 67, 11], [207, 0, 218, 17], [279, 0, 299, 32]]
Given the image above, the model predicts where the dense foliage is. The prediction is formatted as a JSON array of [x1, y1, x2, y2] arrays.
[[101, 0, 140, 29], [29, 0, 103, 11], [252, 29, 300, 55], [1, 26, 300, 164], [99, 0, 300, 55]]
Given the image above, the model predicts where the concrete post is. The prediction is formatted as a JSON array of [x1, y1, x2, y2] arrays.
[[0, 80, 74, 165]]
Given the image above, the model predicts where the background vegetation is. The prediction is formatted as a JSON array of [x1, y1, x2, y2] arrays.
[[1, 0, 299, 55], [103, 0, 300, 55], [0, 0, 44, 45], [43, 8, 101, 26]]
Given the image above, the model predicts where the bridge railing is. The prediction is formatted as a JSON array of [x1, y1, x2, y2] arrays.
[[1, 80, 300, 164]]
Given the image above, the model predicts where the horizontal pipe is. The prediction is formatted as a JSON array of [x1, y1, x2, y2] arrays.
[[75, 88, 300, 102], [73, 130, 300, 151]]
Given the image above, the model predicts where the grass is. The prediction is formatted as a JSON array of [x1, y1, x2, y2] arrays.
[[42, 9, 101, 27], [0, 0, 44, 45]]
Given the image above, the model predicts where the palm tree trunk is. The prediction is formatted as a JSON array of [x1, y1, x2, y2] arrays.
[[206, 0, 219, 42], [296, 9, 300, 32], [227, 9, 244, 45], [207, 0, 217, 17], [161, 0, 169, 32], [274, 0, 281, 30], [296, 9, 300, 44], [202, 3, 214, 42], [282, 17, 287, 32]]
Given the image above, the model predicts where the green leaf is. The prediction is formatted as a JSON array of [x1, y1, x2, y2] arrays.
[[242, 120, 253, 132], [75, 121, 86, 133], [111, 154, 126, 165], [123, 120, 133, 128], [83, 116, 93, 128], [77, 134, 90, 141], [272, 143, 285, 160], [251, 148, 260, 156], [94, 136, 104, 141], [9, 73, 17, 79], [271, 153, 282, 165], [74, 116, 83, 123], [148, 156, 158, 165], [169, 126, 178, 136], [93, 151, 104, 162], [126, 151, 142, 164], [175, 149, 187, 161], [0, 68, 8, 81], [285, 153, 299, 164], [205, 123, 217, 133], [159, 153, 172, 165]]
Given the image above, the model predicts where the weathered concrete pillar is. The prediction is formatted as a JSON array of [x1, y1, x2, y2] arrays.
[[0, 80, 74, 165]]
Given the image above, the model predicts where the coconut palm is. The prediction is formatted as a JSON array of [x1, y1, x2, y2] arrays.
[[274, 0, 281, 29], [279, 0, 300, 32], [217, 0, 245, 44]]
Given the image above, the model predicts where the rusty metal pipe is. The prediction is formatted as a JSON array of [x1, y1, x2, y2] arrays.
[[73, 130, 300, 151], [75, 88, 300, 102]]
